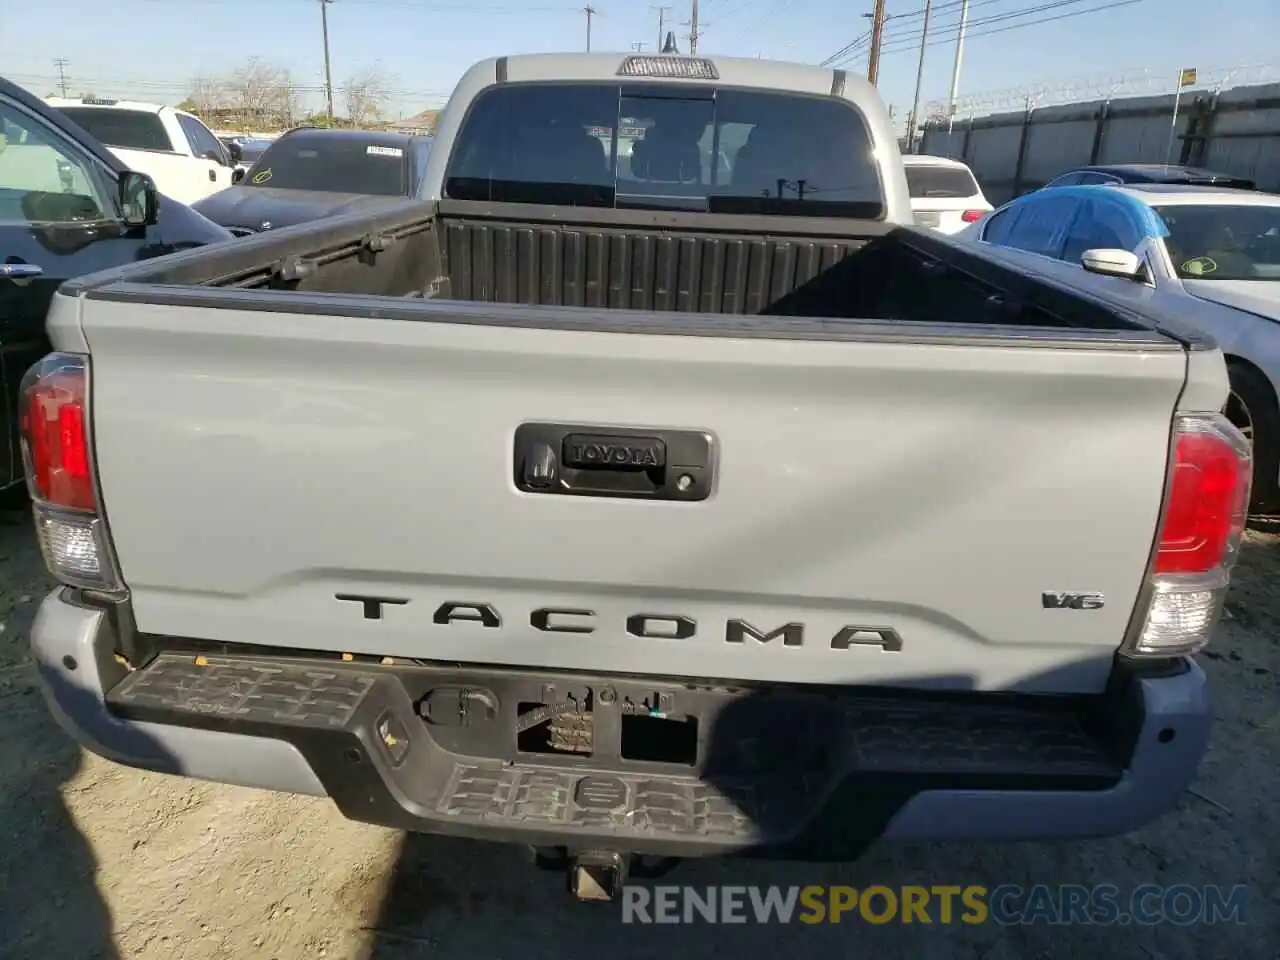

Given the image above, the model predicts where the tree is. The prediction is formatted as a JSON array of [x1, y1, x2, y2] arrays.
[[222, 57, 295, 128], [187, 73, 227, 117], [342, 67, 393, 128]]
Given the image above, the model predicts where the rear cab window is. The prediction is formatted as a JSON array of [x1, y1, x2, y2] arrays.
[[444, 81, 884, 218], [904, 164, 979, 199], [247, 134, 409, 195], [54, 107, 173, 152]]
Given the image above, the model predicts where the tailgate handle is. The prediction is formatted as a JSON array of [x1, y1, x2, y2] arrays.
[[514, 423, 714, 502]]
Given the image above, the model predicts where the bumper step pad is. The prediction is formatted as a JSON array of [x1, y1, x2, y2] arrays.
[[106, 652, 1125, 847]]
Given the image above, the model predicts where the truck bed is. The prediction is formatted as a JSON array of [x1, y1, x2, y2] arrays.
[[54, 199, 1205, 697], [74, 198, 1161, 333]]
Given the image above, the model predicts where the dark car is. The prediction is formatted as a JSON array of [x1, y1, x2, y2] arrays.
[[1042, 164, 1256, 191], [221, 135, 274, 174], [0, 75, 232, 491], [194, 128, 434, 236]]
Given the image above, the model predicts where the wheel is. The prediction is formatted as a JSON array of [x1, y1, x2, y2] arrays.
[[1225, 360, 1280, 515]]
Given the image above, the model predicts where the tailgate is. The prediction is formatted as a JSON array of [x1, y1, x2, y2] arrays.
[[82, 298, 1185, 694]]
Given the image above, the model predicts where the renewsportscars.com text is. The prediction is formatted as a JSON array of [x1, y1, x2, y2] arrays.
[[621, 884, 1250, 925]]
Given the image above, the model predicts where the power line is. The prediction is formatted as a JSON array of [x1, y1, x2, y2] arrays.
[[882, 0, 1096, 47], [820, 30, 871, 69], [707, 0, 802, 51], [876, 0, 1146, 57], [833, 0, 1097, 65], [820, 0, 1006, 65], [872, 0, 1137, 56]]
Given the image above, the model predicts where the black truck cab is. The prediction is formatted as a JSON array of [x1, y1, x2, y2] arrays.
[[0, 76, 233, 490]]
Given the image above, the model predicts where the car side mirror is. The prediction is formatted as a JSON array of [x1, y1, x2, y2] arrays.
[[1081, 248, 1144, 280], [231, 167, 246, 184], [226, 142, 243, 163], [119, 170, 158, 228]]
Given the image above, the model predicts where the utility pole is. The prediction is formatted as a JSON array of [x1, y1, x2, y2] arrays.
[[319, 0, 335, 123], [583, 5, 597, 51], [688, 0, 700, 53], [906, 0, 933, 153], [652, 5, 672, 49], [946, 0, 970, 127], [866, 0, 888, 86], [53, 58, 69, 97]]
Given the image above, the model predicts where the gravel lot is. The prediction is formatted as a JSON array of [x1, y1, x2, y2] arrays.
[[0, 498, 1275, 959]]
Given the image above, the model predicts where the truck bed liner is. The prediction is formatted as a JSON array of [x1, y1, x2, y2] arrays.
[[70, 199, 1170, 335]]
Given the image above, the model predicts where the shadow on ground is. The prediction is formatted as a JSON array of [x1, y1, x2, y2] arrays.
[[0, 498, 122, 958]]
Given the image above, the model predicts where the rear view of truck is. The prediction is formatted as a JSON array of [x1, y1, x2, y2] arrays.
[[23, 51, 1253, 893]]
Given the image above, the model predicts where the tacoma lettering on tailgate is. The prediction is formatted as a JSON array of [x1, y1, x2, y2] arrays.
[[335, 595, 903, 650]]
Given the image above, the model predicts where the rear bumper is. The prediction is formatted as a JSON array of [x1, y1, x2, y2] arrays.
[[32, 589, 1212, 858]]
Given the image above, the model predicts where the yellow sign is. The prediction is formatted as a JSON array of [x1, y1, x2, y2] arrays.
[[1180, 68, 1198, 87], [251, 168, 272, 185]]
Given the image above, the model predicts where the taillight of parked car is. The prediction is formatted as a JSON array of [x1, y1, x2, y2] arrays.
[[1125, 412, 1251, 658], [961, 209, 987, 223], [19, 352, 126, 596]]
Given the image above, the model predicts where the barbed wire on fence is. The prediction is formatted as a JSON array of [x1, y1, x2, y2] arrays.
[[924, 61, 1280, 121]]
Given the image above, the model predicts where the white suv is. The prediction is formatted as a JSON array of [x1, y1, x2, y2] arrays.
[[902, 154, 992, 235]]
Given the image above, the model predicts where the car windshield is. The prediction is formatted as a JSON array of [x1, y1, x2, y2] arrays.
[[238, 138, 274, 159], [904, 164, 979, 199], [1156, 204, 1280, 281], [55, 108, 173, 152], [245, 135, 409, 195], [444, 81, 884, 218]]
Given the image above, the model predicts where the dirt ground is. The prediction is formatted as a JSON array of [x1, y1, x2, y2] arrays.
[[0, 500, 1275, 960]]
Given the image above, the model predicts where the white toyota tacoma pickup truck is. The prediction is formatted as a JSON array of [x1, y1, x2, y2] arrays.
[[45, 96, 233, 206], [24, 51, 1248, 897]]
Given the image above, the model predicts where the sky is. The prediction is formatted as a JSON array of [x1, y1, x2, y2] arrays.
[[1, 0, 1277, 127]]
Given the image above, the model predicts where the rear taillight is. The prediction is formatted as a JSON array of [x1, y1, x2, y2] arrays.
[[19, 353, 125, 595], [1127, 412, 1251, 658], [961, 209, 987, 223]]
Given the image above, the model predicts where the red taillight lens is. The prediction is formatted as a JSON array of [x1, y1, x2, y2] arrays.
[[1153, 416, 1252, 575], [19, 353, 95, 511], [961, 209, 987, 223]]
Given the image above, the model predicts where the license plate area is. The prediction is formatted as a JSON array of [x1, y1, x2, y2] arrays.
[[414, 672, 842, 778], [915, 211, 943, 227]]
